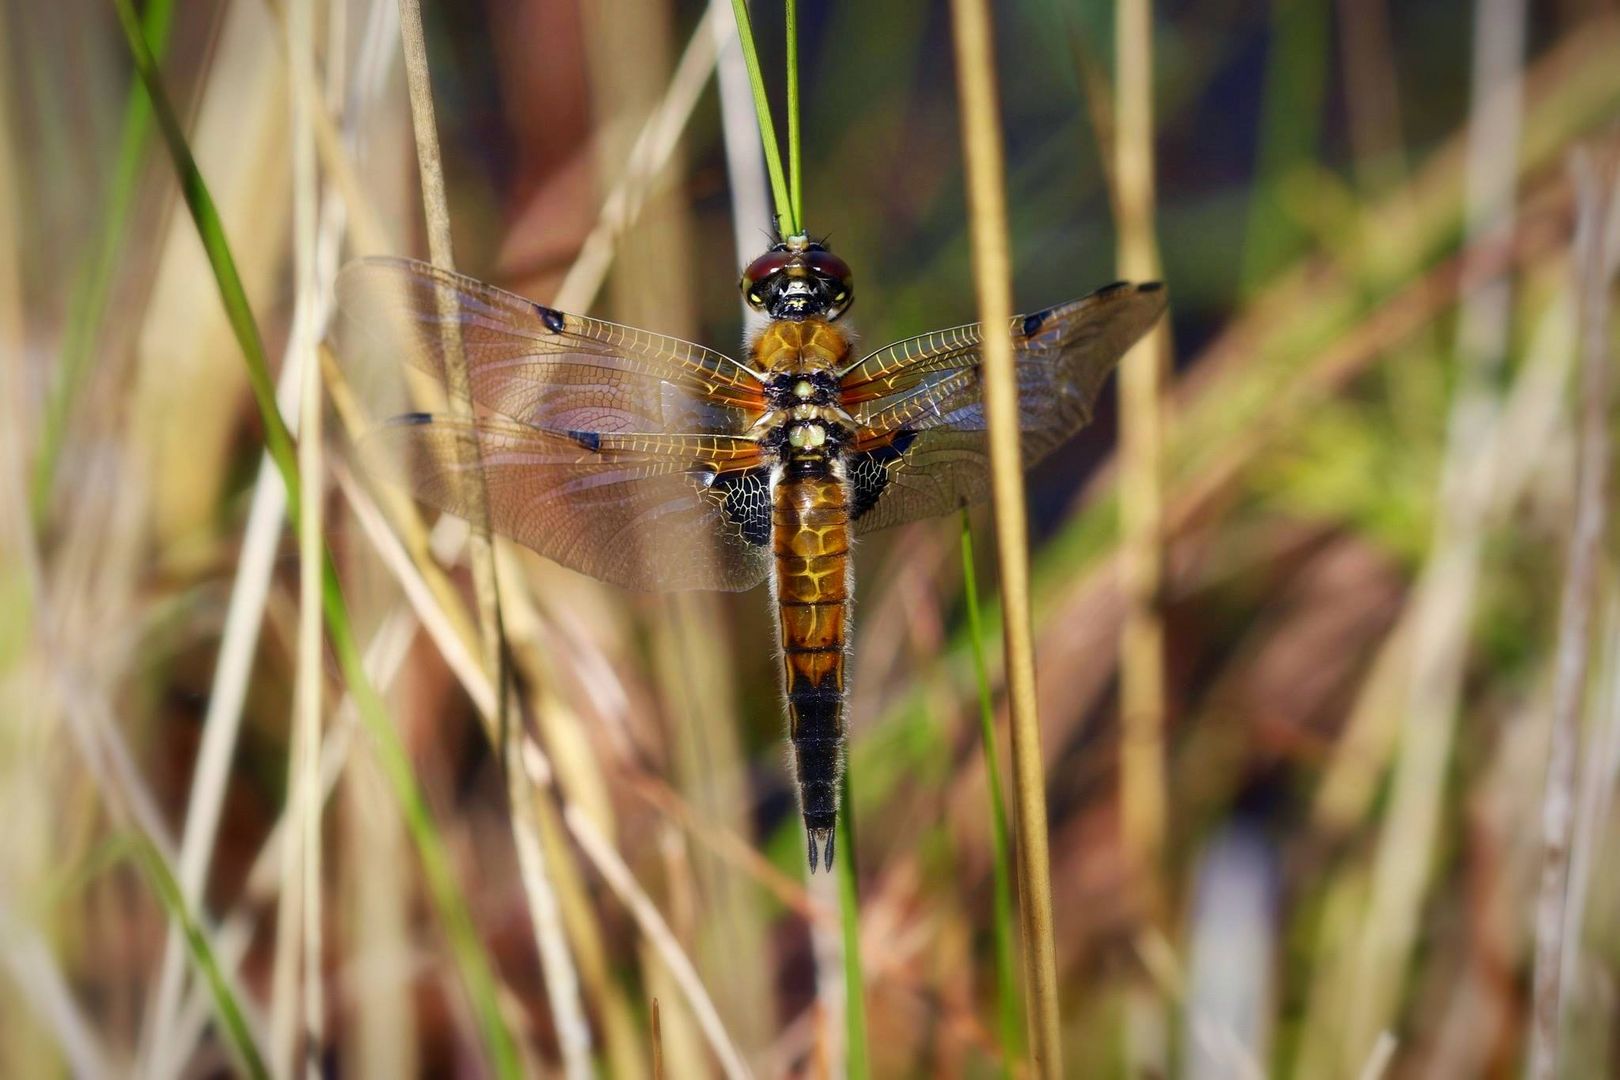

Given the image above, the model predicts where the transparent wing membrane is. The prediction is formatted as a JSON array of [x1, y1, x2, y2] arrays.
[[840, 282, 1167, 532]]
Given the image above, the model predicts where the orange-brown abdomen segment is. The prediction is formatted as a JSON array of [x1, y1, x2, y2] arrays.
[[772, 465, 852, 870]]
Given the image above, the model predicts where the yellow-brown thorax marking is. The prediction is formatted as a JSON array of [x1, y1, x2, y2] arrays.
[[748, 319, 856, 444], [751, 317, 850, 374]]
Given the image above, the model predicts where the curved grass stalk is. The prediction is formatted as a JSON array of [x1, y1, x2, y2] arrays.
[[146, 2, 392, 1060], [946, 0, 1064, 1072], [130, 836, 270, 1080]]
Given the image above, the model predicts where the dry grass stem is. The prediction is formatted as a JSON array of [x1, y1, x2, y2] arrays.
[[0, 899, 113, 1079], [16, 3, 1620, 1074], [1338, 1, 1526, 1065], [395, 6, 599, 1074], [556, 4, 724, 313], [1526, 149, 1620, 1080], [393, 0, 507, 707], [1355, 1032, 1398, 1080], [560, 802, 751, 1080], [1113, 0, 1169, 965], [947, 0, 1063, 1072], [286, 0, 327, 1063]]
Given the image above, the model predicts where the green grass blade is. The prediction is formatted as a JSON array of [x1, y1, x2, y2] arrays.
[[31, 0, 177, 521], [786, 0, 803, 229], [961, 513, 1023, 1072], [129, 835, 269, 1080], [110, 5, 521, 1073], [108, 0, 296, 488], [729, 0, 797, 235], [836, 782, 870, 1079]]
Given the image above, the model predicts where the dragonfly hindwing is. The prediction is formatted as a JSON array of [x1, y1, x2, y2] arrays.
[[847, 429, 919, 522], [708, 467, 772, 546]]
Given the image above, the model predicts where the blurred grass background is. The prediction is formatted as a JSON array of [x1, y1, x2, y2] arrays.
[[3, 0, 1620, 1076]]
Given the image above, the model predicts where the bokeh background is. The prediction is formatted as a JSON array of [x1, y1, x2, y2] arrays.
[[3, 0, 1620, 1076]]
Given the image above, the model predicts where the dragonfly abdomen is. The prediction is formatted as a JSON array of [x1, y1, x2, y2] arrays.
[[772, 460, 852, 871]]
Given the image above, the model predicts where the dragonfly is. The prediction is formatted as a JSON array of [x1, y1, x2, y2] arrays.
[[336, 234, 1166, 870]]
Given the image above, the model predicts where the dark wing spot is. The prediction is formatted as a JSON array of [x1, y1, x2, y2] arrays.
[[566, 430, 602, 451], [1022, 309, 1051, 337], [710, 468, 771, 545], [1093, 281, 1131, 297], [534, 303, 566, 333], [389, 412, 435, 426], [848, 429, 918, 521], [1138, 281, 1165, 293]]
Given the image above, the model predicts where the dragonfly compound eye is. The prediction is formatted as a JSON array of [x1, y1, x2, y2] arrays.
[[740, 249, 796, 308]]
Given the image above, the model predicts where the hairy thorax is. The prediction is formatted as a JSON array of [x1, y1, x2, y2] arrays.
[[750, 318, 851, 374], [749, 319, 857, 458]]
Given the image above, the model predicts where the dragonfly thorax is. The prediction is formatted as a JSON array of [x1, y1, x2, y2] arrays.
[[765, 370, 837, 409]]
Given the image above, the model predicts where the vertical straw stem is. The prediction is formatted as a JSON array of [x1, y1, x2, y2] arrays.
[[961, 513, 1024, 1071], [785, 0, 802, 229], [947, 0, 1064, 1073], [292, 0, 326, 1057], [1114, 0, 1168, 925], [394, 8, 595, 1076], [271, 0, 326, 1069], [394, 0, 509, 726], [728, 0, 796, 235], [1526, 151, 1619, 1080]]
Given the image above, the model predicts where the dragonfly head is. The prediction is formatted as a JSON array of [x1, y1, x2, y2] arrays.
[[740, 234, 853, 322]]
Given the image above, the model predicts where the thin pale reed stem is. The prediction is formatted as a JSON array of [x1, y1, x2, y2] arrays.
[[394, 0, 508, 721], [1112, 0, 1171, 1068], [1338, 0, 1524, 1065], [291, 0, 325, 1060], [394, 9, 598, 1075], [1527, 150, 1620, 1080], [146, 0, 383, 1057], [1114, 0, 1169, 927], [947, 0, 1063, 1072], [556, 4, 724, 312], [0, 897, 114, 1079]]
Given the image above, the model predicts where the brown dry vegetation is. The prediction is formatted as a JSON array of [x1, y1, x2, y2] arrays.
[[3, 1, 1620, 1077]]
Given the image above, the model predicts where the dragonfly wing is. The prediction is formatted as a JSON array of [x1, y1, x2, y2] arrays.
[[363, 414, 772, 592], [840, 281, 1167, 533], [336, 257, 766, 434]]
